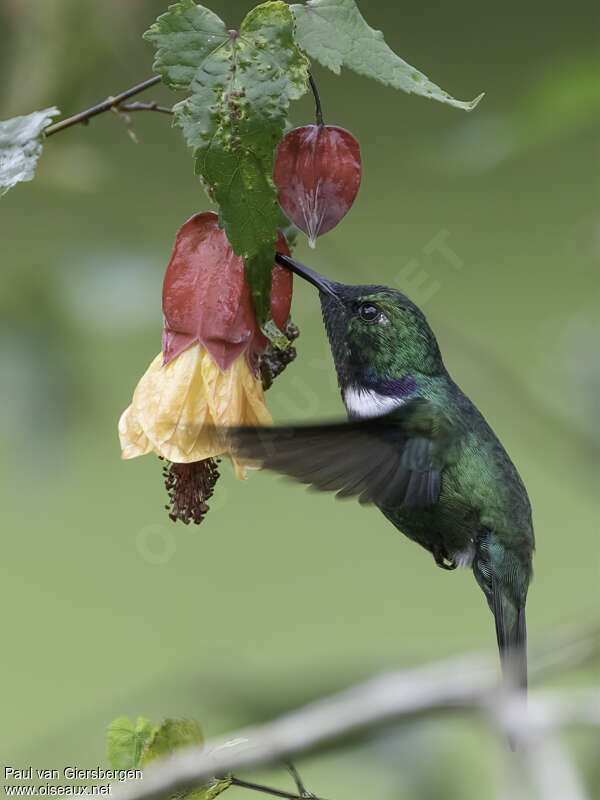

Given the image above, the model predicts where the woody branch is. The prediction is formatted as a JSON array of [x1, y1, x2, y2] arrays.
[[112, 627, 600, 800], [44, 76, 172, 137]]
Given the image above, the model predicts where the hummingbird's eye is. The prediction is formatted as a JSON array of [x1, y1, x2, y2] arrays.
[[357, 302, 380, 323]]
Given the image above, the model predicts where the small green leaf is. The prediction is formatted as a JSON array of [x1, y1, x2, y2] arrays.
[[138, 718, 229, 799], [109, 715, 232, 800], [0, 107, 59, 196], [107, 717, 155, 770], [139, 718, 204, 768], [145, 1, 308, 324], [261, 318, 292, 349], [291, 0, 482, 111]]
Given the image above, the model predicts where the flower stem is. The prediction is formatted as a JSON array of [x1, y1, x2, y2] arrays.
[[308, 73, 324, 126]]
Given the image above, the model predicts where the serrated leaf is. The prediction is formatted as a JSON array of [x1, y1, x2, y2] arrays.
[[291, 0, 482, 111], [139, 718, 204, 768], [145, 1, 308, 324], [107, 717, 155, 770], [0, 107, 59, 196], [144, 1, 228, 91]]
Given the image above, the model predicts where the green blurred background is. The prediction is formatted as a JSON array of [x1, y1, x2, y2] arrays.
[[1, 0, 599, 797]]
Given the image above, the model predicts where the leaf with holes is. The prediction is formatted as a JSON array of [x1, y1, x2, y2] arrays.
[[291, 0, 483, 111], [144, 1, 308, 325], [0, 107, 59, 196]]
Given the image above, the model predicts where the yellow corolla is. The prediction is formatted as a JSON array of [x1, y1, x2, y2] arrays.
[[118, 342, 272, 478]]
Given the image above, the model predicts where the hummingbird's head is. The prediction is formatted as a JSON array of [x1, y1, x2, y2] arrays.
[[276, 254, 445, 414]]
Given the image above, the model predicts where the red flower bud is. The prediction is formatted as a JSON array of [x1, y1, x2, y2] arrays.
[[162, 212, 292, 371], [273, 125, 361, 247]]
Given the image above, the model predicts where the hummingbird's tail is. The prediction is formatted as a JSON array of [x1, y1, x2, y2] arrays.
[[473, 537, 530, 692], [492, 586, 528, 691]]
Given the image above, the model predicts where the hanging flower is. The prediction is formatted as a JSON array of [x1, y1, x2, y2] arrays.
[[118, 211, 294, 523], [118, 344, 274, 470], [273, 124, 362, 248]]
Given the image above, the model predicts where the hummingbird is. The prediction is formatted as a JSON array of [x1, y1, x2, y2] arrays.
[[225, 254, 534, 688]]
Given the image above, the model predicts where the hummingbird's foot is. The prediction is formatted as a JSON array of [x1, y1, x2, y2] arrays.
[[433, 547, 457, 571]]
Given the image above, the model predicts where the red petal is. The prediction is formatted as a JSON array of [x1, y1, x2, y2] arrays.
[[162, 212, 293, 372], [162, 328, 196, 365], [273, 125, 361, 246]]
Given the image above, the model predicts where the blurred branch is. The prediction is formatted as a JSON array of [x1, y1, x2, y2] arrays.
[[518, 734, 590, 800], [43, 76, 171, 137], [115, 656, 490, 800], [113, 627, 600, 800]]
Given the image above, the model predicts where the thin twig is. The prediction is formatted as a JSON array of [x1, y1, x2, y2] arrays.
[[308, 74, 324, 126], [230, 777, 326, 800], [119, 101, 173, 115], [44, 76, 162, 136], [285, 762, 311, 797]]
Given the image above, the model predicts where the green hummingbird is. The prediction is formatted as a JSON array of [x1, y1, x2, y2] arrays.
[[226, 254, 534, 688]]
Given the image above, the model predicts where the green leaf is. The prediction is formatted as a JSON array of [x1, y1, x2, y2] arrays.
[[145, 1, 308, 324], [108, 715, 231, 800], [291, 0, 483, 111], [138, 718, 230, 799], [107, 717, 155, 770], [139, 718, 204, 768], [0, 107, 59, 196]]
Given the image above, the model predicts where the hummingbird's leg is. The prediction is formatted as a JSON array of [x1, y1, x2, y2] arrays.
[[432, 545, 457, 571]]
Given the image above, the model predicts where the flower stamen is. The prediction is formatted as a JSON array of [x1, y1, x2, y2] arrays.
[[162, 458, 221, 525]]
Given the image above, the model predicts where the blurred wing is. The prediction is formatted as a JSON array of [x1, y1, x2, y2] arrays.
[[221, 399, 457, 509]]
